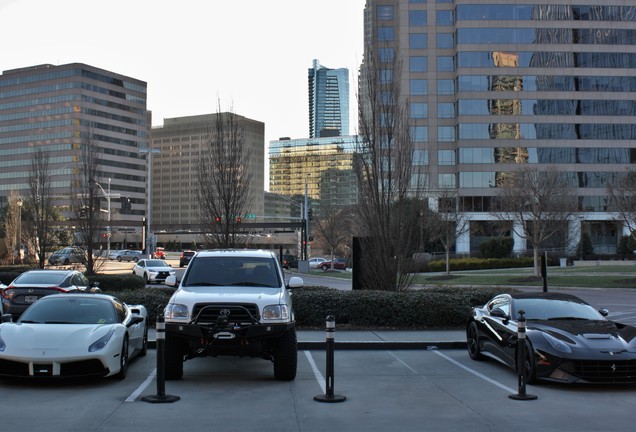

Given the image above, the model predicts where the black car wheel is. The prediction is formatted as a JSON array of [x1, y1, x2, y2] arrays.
[[117, 256, 122, 262], [115, 336, 129, 380], [133, 257, 139, 262], [518, 341, 538, 384], [140, 322, 149, 357], [274, 328, 298, 381], [321, 264, 329, 271], [467, 321, 484, 360], [144, 273, 150, 284], [63, 258, 70, 265]]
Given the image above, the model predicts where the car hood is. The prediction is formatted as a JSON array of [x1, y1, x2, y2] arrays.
[[172, 286, 284, 304], [0, 323, 118, 352], [529, 320, 636, 349], [146, 266, 173, 272]]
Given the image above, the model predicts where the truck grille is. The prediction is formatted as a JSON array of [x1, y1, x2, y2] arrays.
[[192, 303, 259, 325]]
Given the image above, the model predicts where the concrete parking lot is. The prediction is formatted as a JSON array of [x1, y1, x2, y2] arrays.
[[2, 345, 635, 432]]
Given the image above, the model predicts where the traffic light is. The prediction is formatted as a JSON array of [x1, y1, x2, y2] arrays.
[[102, 233, 107, 238], [308, 208, 313, 221], [236, 217, 242, 223], [215, 216, 222, 223]]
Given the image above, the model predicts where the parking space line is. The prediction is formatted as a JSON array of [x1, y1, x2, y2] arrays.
[[303, 351, 326, 394], [433, 351, 516, 394], [125, 368, 156, 402]]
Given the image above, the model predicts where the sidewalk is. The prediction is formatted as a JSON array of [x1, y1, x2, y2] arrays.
[[148, 329, 466, 350]]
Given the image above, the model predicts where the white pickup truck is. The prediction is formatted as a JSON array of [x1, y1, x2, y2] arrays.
[[163, 249, 303, 380]]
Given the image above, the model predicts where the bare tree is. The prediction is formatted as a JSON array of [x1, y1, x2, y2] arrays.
[[23, 148, 55, 268], [430, 191, 470, 275], [354, 44, 425, 291], [607, 167, 636, 241], [197, 100, 253, 248], [2, 192, 21, 264], [313, 204, 352, 267], [71, 127, 104, 274], [492, 167, 577, 276]]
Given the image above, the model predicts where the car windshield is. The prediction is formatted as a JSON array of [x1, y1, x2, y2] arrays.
[[14, 272, 66, 285], [183, 256, 281, 288], [19, 297, 118, 324], [514, 298, 605, 321], [147, 260, 168, 267]]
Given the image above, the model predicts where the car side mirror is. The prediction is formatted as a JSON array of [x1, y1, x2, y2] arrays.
[[287, 276, 303, 289], [490, 307, 509, 322], [599, 308, 609, 317], [1, 313, 12, 323], [165, 275, 178, 287]]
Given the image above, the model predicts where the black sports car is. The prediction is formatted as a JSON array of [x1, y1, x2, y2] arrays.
[[467, 292, 636, 384]]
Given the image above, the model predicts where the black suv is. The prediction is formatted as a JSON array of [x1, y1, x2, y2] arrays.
[[179, 250, 195, 267], [282, 254, 298, 269]]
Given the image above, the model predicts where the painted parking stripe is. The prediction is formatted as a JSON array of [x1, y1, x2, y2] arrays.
[[433, 350, 516, 394], [126, 368, 157, 402], [304, 351, 326, 394]]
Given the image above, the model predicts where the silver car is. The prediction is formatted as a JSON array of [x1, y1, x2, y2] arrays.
[[48, 247, 86, 266], [118, 250, 145, 263]]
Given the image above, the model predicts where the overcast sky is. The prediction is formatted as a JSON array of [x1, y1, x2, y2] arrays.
[[1, 0, 365, 145]]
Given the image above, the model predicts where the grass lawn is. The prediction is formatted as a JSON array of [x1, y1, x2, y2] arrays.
[[309, 264, 636, 289]]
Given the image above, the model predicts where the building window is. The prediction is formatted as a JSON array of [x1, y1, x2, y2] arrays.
[[410, 79, 428, 96], [409, 10, 427, 26], [410, 102, 428, 119], [378, 47, 395, 63], [410, 33, 428, 49], [437, 79, 455, 95], [437, 33, 455, 49], [410, 56, 428, 72], [438, 149, 456, 165], [377, 5, 394, 20], [378, 26, 394, 41], [411, 126, 429, 142], [437, 56, 455, 72], [413, 149, 429, 165], [438, 102, 455, 118], [436, 10, 454, 26], [438, 126, 456, 142], [438, 173, 456, 188]]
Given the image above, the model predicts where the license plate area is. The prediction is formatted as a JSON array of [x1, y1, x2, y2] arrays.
[[33, 364, 53, 376], [24, 295, 38, 303]]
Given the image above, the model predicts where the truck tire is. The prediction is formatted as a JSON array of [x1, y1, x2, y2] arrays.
[[165, 334, 185, 380], [273, 328, 297, 381]]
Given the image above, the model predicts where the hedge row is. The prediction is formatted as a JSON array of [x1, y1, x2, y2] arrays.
[[427, 257, 534, 272]]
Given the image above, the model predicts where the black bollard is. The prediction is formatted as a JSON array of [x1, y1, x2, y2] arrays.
[[509, 310, 537, 401], [314, 316, 346, 403], [142, 314, 180, 403]]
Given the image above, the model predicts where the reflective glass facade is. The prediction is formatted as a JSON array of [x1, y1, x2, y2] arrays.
[[0, 63, 148, 220], [364, 1, 636, 253], [308, 60, 350, 138]]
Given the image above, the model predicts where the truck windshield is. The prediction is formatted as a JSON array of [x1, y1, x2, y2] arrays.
[[182, 257, 281, 288]]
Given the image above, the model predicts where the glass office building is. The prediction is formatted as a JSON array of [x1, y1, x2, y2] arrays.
[[308, 59, 350, 138], [0, 63, 148, 226], [364, 1, 636, 254]]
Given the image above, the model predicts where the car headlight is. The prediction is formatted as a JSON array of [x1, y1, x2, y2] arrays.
[[262, 305, 290, 320], [88, 327, 116, 352], [542, 332, 572, 353], [165, 303, 189, 320], [169, 270, 176, 275]]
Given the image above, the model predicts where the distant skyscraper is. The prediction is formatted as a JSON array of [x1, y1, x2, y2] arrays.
[[308, 59, 350, 138]]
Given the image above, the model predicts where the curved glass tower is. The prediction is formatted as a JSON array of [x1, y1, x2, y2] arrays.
[[308, 59, 350, 138]]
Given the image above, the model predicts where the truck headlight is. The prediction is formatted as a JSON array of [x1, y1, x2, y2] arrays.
[[262, 305, 289, 320], [165, 303, 189, 320]]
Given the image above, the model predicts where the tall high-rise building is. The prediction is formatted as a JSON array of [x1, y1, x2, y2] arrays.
[[150, 113, 264, 230], [0, 63, 148, 224], [364, 1, 636, 254], [308, 59, 350, 138]]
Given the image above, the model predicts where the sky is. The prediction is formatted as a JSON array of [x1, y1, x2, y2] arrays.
[[0, 0, 366, 166]]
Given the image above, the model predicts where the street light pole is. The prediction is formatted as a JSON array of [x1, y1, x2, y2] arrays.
[[94, 179, 119, 259], [139, 146, 160, 258], [15, 197, 23, 264]]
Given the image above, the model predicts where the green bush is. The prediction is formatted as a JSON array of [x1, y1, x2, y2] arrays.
[[292, 285, 515, 329], [104, 287, 175, 324], [87, 274, 146, 291], [428, 257, 534, 272]]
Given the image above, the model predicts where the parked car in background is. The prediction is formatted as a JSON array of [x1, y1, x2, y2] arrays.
[[179, 250, 195, 267], [48, 246, 86, 266], [132, 259, 176, 284], [282, 254, 298, 269], [0, 269, 94, 319], [308, 257, 327, 269], [152, 247, 165, 259], [320, 258, 348, 271], [108, 249, 129, 260], [0, 293, 148, 379], [118, 250, 145, 262]]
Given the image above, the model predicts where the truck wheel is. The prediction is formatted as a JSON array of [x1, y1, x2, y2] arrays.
[[273, 328, 297, 381], [165, 334, 185, 380]]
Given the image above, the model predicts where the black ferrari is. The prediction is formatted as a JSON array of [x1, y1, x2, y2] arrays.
[[467, 292, 636, 384]]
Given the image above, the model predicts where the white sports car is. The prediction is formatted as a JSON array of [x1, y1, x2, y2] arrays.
[[0, 293, 148, 379]]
